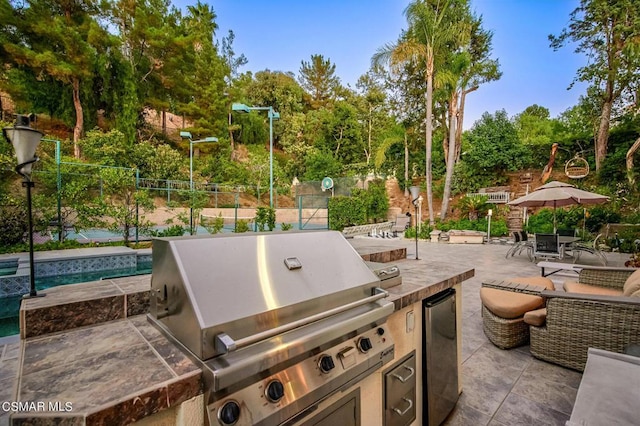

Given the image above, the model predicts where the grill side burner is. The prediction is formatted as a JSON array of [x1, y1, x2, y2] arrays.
[[148, 231, 397, 426]]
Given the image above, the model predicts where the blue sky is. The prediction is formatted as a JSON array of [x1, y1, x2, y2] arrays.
[[184, 0, 588, 129]]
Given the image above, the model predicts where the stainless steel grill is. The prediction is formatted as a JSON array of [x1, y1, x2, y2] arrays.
[[148, 230, 397, 426]]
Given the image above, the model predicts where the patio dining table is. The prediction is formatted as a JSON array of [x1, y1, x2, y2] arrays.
[[558, 236, 581, 258], [559, 236, 608, 265]]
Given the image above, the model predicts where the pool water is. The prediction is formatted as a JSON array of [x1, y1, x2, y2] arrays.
[[0, 261, 152, 337]]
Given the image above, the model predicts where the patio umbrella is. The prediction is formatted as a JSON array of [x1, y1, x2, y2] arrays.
[[508, 181, 609, 233]]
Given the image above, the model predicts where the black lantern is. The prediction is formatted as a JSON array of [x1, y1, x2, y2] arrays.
[[3, 115, 44, 298]]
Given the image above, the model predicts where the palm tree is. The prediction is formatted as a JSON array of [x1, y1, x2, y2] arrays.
[[372, 0, 456, 225], [438, 11, 501, 220]]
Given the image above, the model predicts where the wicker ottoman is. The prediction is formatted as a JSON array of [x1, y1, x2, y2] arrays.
[[480, 277, 554, 349]]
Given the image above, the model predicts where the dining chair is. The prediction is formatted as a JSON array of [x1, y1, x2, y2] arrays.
[[533, 233, 561, 260]]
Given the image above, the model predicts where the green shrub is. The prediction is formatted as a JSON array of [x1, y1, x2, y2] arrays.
[[616, 229, 640, 253], [149, 225, 185, 237], [234, 219, 250, 233], [456, 194, 490, 220], [203, 213, 225, 235], [255, 206, 276, 231], [585, 206, 621, 233], [280, 223, 293, 231], [352, 180, 389, 223], [367, 180, 390, 222], [0, 204, 27, 246], [0, 238, 88, 255], [328, 196, 367, 230], [404, 223, 433, 239]]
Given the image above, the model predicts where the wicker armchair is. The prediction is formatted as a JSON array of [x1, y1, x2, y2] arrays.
[[567, 267, 634, 291], [530, 291, 640, 371], [483, 277, 640, 372]]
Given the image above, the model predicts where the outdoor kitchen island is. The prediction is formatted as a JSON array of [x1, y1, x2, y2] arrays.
[[7, 233, 474, 426]]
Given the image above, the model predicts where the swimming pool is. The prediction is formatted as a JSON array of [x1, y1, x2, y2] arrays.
[[0, 261, 151, 337]]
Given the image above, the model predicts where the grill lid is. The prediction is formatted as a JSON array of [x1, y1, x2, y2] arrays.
[[150, 231, 387, 360]]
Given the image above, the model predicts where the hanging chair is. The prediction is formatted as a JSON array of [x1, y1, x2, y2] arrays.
[[565, 156, 589, 179]]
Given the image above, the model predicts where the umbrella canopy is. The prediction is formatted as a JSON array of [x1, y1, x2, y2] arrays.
[[508, 181, 609, 232]]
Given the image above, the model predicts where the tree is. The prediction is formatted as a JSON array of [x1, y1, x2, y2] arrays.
[[439, 7, 501, 220], [1, 0, 113, 157], [514, 105, 555, 146], [244, 70, 305, 161], [356, 70, 389, 166], [550, 0, 640, 170], [324, 101, 363, 165], [179, 2, 230, 139], [299, 54, 342, 109], [373, 0, 457, 225], [462, 110, 531, 188], [113, 0, 193, 133], [303, 149, 342, 181]]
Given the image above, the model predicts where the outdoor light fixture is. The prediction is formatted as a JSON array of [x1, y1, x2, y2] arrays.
[[180, 132, 218, 235], [3, 115, 44, 298], [487, 209, 493, 244], [231, 103, 280, 208], [409, 186, 421, 260]]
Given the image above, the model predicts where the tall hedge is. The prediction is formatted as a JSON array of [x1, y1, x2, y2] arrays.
[[328, 196, 366, 230]]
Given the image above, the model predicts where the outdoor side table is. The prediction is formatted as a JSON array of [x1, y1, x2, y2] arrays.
[[568, 348, 640, 426]]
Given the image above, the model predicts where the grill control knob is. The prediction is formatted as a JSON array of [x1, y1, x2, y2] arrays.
[[318, 355, 335, 373], [218, 400, 240, 425], [265, 380, 285, 403], [377, 327, 385, 336], [358, 337, 373, 353]]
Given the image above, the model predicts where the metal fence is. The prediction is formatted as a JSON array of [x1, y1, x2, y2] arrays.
[[1, 168, 364, 241]]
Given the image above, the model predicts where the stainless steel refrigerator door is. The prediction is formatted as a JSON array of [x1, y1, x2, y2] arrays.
[[423, 289, 458, 426]]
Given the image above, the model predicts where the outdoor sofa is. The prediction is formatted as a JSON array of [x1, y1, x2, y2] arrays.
[[482, 267, 640, 371]]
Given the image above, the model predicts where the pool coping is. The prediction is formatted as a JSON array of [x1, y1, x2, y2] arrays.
[[20, 275, 151, 339]]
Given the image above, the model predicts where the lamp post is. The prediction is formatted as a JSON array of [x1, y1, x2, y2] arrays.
[[487, 209, 493, 244], [3, 115, 44, 298], [409, 186, 421, 260], [231, 103, 280, 208], [180, 132, 218, 235]]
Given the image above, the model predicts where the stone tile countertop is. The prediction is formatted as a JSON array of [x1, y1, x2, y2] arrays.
[[1, 238, 474, 426], [4, 316, 201, 425]]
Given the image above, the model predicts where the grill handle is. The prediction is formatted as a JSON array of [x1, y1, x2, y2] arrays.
[[214, 287, 390, 354]]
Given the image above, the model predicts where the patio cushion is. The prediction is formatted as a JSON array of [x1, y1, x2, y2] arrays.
[[623, 269, 640, 297], [510, 276, 555, 290], [480, 287, 544, 319], [564, 281, 624, 296], [524, 308, 547, 326]]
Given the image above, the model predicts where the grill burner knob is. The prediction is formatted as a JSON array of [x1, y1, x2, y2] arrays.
[[358, 337, 373, 353], [377, 327, 385, 336], [265, 380, 285, 403], [318, 355, 335, 373], [218, 401, 240, 425]]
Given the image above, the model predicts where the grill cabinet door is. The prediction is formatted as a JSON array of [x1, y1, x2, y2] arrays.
[[384, 352, 416, 426]]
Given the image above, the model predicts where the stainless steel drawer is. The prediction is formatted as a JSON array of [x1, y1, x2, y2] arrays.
[[384, 352, 416, 426]]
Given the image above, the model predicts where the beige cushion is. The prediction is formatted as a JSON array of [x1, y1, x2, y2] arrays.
[[480, 287, 544, 319], [510, 276, 555, 291], [524, 308, 547, 327], [564, 281, 623, 296], [623, 269, 640, 296], [631, 289, 640, 298]]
